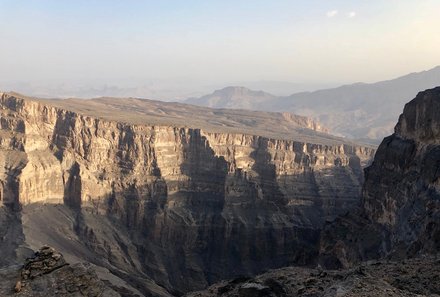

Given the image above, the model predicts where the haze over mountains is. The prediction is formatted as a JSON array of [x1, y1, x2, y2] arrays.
[[2, 86, 440, 296], [4, 66, 440, 144], [0, 80, 337, 102], [185, 87, 277, 110], [3, 1, 440, 296], [186, 66, 440, 142]]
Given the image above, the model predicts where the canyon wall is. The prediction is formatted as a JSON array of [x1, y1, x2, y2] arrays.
[[320, 87, 440, 268], [0, 92, 375, 294]]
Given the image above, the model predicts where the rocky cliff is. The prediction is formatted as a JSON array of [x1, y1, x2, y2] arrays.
[[0, 92, 375, 295], [320, 87, 440, 268], [184, 87, 440, 297]]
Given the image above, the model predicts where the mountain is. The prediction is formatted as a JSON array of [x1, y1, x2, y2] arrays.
[[186, 66, 440, 142], [184, 87, 440, 297], [320, 86, 440, 268], [0, 91, 374, 296], [185, 86, 277, 110], [233, 80, 339, 96]]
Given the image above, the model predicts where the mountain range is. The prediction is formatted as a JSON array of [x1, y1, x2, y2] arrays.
[[1, 86, 439, 296], [186, 66, 440, 142]]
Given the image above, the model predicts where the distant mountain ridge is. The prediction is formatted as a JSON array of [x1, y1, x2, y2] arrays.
[[186, 86, 276, 110], [186, 66, 440, 141]]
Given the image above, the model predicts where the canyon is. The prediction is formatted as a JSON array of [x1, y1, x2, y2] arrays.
[[320, 86, 440, 268], [1, 86, 440, 296], [188, 87, 440, 296], [0, 91, 374, 296]]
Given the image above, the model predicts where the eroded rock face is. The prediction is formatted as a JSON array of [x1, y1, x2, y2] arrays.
[[0, 92, 375, 294], [320, 87, 440, 269]]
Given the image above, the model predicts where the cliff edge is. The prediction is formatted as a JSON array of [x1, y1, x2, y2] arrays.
[[0, 92, 375, 295], [320, 87, 440, 268]]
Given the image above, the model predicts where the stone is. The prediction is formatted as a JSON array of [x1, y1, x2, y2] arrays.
[[0, 91, 375, 294], [186, 255, 440, 297], [320, 87, 440, 269], [0, 247, 121, 297], [14, 280, 22, 292], [185, 86, 440, 296], [238, 282, 271, 297]]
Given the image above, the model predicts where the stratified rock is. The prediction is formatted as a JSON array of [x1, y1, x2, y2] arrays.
[[320, 86, 440, 268], [0, 91, 375, 294]]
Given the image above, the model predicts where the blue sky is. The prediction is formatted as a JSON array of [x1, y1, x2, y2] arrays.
[[1, 1, 439, 97]]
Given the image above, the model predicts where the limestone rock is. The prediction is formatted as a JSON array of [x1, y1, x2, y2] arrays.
[[0, 92, 375, 294], [320, 86, 440, 268]]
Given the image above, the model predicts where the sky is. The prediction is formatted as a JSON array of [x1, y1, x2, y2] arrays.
[[1, 0, 440, 98]]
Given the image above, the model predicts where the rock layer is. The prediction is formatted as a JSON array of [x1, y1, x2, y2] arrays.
[[0, 92, 375, 294], [320, 87, 440, 268]]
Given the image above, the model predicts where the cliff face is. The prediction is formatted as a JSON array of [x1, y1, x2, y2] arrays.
[[0, 92, 375, 294], [320, 87, 440, 268]]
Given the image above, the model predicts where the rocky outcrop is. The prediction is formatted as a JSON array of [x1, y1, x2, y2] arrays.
[[186, 254, 440, 297], [281, 112, 329, 133], [0, 246, 121, 297], [0, 92, 375, 294], [320, 87, 440, 268]]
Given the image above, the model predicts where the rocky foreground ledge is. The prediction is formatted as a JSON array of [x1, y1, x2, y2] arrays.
[[186, 254, 440, 297], [0, 246, 120, 297]]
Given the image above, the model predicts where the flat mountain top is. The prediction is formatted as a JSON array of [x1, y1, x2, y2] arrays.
[[4, 92, 372, 147], [186, 86, 276, 109]]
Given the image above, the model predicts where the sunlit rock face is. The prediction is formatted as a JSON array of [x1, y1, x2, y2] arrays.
[[0, 92, 374, 294], [320, 87, 440, 269]]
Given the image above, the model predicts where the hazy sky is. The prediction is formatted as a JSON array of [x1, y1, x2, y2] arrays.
[[1, 0, 440, 97]]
